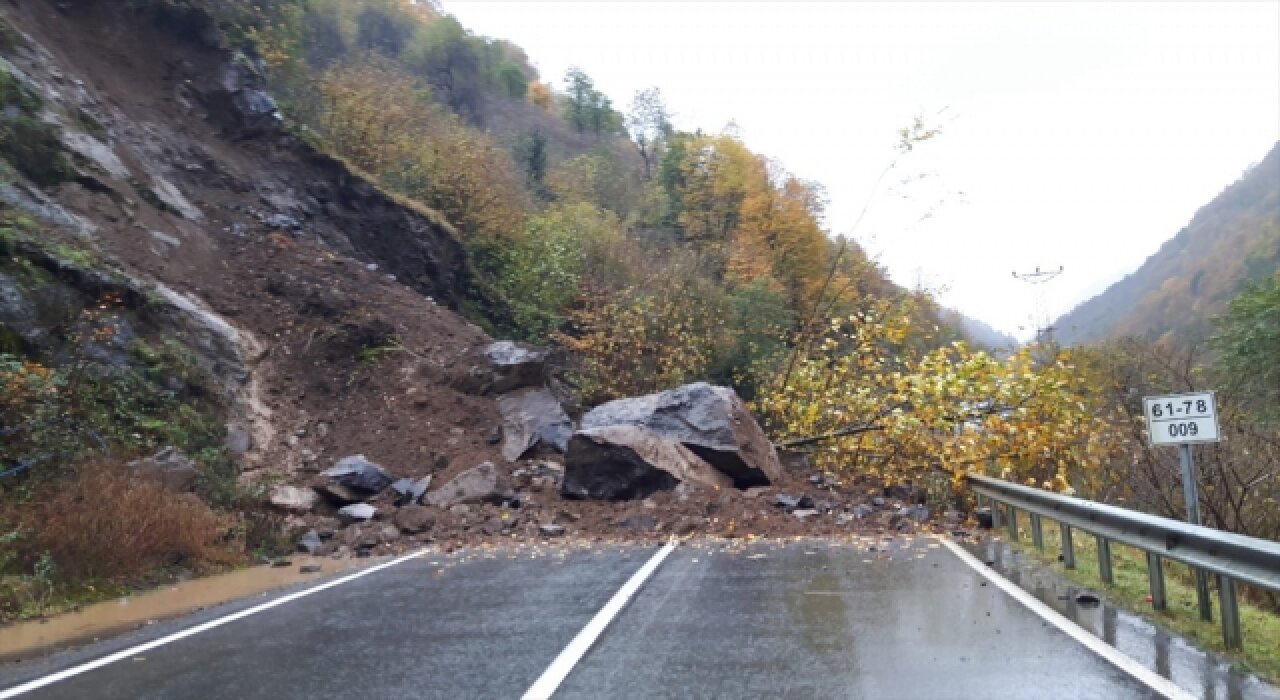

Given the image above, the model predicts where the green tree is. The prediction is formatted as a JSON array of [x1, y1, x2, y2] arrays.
[[562, 67, 619, 137], [1213, 275, 1280, 415]]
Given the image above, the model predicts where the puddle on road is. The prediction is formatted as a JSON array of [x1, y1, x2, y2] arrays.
[[966, 537, 1280, 700], [0, 555, 378, 663]]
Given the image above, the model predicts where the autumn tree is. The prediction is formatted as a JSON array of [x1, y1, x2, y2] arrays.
[[755, 299, 1120, 494]]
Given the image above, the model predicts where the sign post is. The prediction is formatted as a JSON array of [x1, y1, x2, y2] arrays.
[[1143, 391, 1220, 621]]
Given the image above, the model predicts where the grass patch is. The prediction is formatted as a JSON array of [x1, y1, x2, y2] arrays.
[[0, 462, 244, 621], [1006, 515, 1280, 684]]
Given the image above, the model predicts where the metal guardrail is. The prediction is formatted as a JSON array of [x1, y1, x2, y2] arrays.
[[967, 474, 1280, 650]]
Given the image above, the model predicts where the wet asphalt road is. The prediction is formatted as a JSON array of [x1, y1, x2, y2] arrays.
[[0, 537, 1159, 699]]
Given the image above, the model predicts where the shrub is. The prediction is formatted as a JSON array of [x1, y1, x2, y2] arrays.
[[2, 462, 240, 583]]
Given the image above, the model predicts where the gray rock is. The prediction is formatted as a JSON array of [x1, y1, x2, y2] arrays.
[[562, 425, 732, 501], [424, 462, 503, 507], [297, 529, 322, 555], [539, 523, 566, 537], [498, 388, 573, 461], [580, 382, 781, 487], [792, 508, 820, 520], [126, 447, 197, 492], [393, 505, 435, 534], [901, 505, 930, 523], [618, 514, 658, 531], [850, 504, 874, 519], [390, 477, 415, 504], [484, 341, 549, 393], [338, 503, 376, 523], [225, 423, 252, 454], [324, 455, 393, 495], [270, 485, 318, 513], [318, 482, 364, 505], [409, 475, 432, 504], [774, 493, 800, 510]]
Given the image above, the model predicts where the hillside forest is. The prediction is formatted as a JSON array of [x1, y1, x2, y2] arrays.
[[0, 0, 1278, 624], [237, 0, 1280, 542]]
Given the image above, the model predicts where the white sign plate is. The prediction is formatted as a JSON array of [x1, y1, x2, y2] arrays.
[[1142, 391, 1220, 446]]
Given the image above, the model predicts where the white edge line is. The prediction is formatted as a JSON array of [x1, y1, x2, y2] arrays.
[[0, 549, 429, 699], [522, 539, 678, 700], [940, 538, 1195, 700]]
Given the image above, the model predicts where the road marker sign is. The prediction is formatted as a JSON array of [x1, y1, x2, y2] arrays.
[[1142, 391, 1220, 446]]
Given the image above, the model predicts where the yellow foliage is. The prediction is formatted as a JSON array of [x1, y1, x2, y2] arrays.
[[755, 303, 1122, 491], [316, 58, 529, 243]]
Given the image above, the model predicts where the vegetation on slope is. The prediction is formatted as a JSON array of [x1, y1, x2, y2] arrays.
[[1054, 143, 1280, 347]]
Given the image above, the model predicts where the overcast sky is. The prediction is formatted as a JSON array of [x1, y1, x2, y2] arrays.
[[443, 1, 1280, 339]]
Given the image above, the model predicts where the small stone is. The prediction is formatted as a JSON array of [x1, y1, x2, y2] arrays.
[[618, 514, 658, 531], [773, 493, 800, 510], [792, 509, 820, 520], [393, 505, 435, 534], [409, 475, 432, 504], [324, 455, 394, 495], [872, 497, 886, 507], [270, 485, 318, 513], [338, 503, 376, 523], [539, 523, 566, 537], [270, 558, 292, 567], [296, 529, 322, 555], [300, 564, 322, 574]]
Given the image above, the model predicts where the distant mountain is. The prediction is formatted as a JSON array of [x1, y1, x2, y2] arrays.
[[1053, 142, 1280, 346], [941, 308, 1017, 351]]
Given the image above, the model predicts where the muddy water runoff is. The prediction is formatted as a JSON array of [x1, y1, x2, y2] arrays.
[[0, 555, 377, 662]]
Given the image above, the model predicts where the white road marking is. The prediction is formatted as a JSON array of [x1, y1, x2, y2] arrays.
[[522, 539, 677, 700], [0, 550, 429, 699], [940, 538, 1196, 700]]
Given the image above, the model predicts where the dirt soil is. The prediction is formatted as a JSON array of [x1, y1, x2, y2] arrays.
[[1, 2, 957, 556]]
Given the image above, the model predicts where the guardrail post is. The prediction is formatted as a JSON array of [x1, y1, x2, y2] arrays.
[[1147, 552, 1167, 611], [1007, 505, 1019, 540], [1030, 513, 1044, 551], [1218, 575, 1242, 650], [1061, 524, 1076, 569], [1097, 536, 1114, 584], [1195, 570, 1213, 622], [991, 500, 1001, 528]]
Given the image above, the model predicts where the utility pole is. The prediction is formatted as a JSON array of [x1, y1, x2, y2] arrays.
[[1012, 265, 1064, 342]]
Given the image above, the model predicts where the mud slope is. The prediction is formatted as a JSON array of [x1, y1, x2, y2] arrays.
[[1, 2, 505, 486]]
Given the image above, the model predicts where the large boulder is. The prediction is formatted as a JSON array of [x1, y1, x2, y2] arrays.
[[580, 382, 782, 487], [562, 425, 732, 500], [127, 447, 197, 492], [424, 462, 504, 507], [498, 388, 572, 462], [323, 455, 394, 495], [200, 53, 282, 139], [453, 341, 549, 395]]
